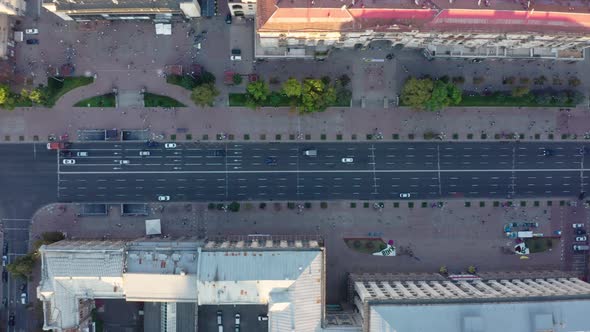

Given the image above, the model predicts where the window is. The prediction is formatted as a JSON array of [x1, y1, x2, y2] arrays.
[[232, 4, 243, 9]]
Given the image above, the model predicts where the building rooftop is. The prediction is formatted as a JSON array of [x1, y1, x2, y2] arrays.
[[43, 0, 185, 13], [257, 0, 590, 35]]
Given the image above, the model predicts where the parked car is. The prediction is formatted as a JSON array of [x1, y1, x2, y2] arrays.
[[235, 313, 240, 325], [522, 222, 539, 228], [576, 229, 587, 235], [62, 159, 76, 165], [139, 151, 151, 156], [230, 48, 242, 61], [217, 310, 222, 325], [20, 283, 26, 292], [9, 312, 15, 326], [225, 13, 232, 24], [573, 244, 589, 251], [119, 160, 130, 165], [25, 28, 38, 34], [341, 157, 353, 163], [2, 269, 7, 282], [2, 255, 6, 266], [164, 143, 177, 149], [400, 193, 411, 198], [573, 223, 585, 228], [265, 157, 277, 165], [158, 195, 170, 201], [20, 292, 26, 304], [575, 236, 587, 242], [26, 39, 39, 45]]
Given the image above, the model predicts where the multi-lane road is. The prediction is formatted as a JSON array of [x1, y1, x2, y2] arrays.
[[48, 141, 590, 202]]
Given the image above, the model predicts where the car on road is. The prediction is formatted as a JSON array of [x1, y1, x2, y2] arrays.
[[158, 195, 170, 201], [76, 151, 88, 157], [573, 244, 589, 251], [9, 312, 14, 326], [3, 242, 7, 255], [231, 49, 242, 61], [2, 269, 7, 282], [2, 255, 6, 266], [575, 229, 587, 235], [25, 28, 38, 34], [400, 193, 411, 198], [303, 149, 317, 157], [2, 297, 6, 306], [62, 159, 76, 165], [265, 157, 277, 165], [213, 149, 226, 157], [225, 13, 232, 24], [60, 150, 73, 157], [575, 235, 587, 242], [341, 157, 353, 163], [164, 143, 177, 149], [26, 39, 39, 45], [258, 315, 268, 321], [20, 292, 26, 304], [235, 313, 240, 325], [542, 148, 553, 157], [139, 151, 151, 156], [217, 310, 222, 325], [119, 160, 130, 165], [573, 223, 585, 228]]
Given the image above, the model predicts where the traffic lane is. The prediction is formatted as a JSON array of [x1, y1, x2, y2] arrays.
[[298, 172, 376, 199], [514, 170, 583, 197], [443, 172, 513, 198], [59, 173, 228, 202], [227, 173, 298, 200], [376, 172, 440, 199]]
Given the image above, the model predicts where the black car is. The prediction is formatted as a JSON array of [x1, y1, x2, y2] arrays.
[[146, 140, 158, 147], [60, 150, 73, 157], [9, 313, 15, 326], [213, 149, 226, 157], [26, 39, 39, 45], [20, 283, 26, 292], [2, 269, 7, 282], [225, 13, 232, 24], [3, 242, 7, 255], [575, 229, 587, 235], [265, 157, 277, 165], [542, 148, 553, 157]]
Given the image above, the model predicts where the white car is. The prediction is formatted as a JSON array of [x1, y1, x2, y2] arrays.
[[235, 313, 240, 325], [62, 159, 75, 165], [573, 223, 585, 228], [20, 293, 26, 305], [341, 157, 353, 163], [76, 151, 88, 157], [119, 160, 130, 165], [400, 193, 411, 198], [258, 315, 268, 321], [230, 55, 242, 61], [139, 151, 151, 156], [158, 195, 170, 201], [164, 143, 177, 149], [576, 236, 587, 242], [25, 28, 38, 34]]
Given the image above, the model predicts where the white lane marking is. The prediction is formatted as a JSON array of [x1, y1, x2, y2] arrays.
[[59, 168, 590, 175]]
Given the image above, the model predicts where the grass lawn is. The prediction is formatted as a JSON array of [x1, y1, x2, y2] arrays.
[[144, 93, 185, 107], [46, 76, 94, 107], [344, 238, 387, 254], [74, 93, 116, 107], [458, 94, 574, 107], [524, 237, 559, 253]]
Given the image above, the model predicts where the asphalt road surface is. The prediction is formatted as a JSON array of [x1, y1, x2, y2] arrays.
[[50, 141, 590, 202]]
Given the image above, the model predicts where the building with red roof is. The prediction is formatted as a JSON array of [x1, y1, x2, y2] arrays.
[[253, 0, 590, 60]]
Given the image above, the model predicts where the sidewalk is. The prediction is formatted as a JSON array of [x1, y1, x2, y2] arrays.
[[0, 102, 588, 142]]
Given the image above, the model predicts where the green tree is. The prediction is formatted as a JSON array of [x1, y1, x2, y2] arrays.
[[400, 78, 433, 109], [246, 80, 270, 106], [467, 265, 477, 274], [512, 86, 529, 97], [228, 201, 240, 212], [535, 92, 552, 105], [300, 78, 336, 113], [338, 74, 351, 87], [232, 73, 243, 85], [281, 78, 302, 98], [195, 71, 216, 86], [191, 83, 219, 107], [29, 88, 47, 104], [0, 84, 10, 106], [7, 253, 35, 279], [423, 81, 462, 111]]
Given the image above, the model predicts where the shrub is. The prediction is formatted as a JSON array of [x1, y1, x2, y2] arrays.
[[287, 202, 295, 209], [232, 73, 243, 85], [320, 202, 328, 209], [338, 74, 351, 87], [228, 201, 240, 212], [353, 240, 361, 248], [259, 202, 266, 209], [519, 77, 530, 85], [568, 77, 581, 87], [216, 203, 225, 210]]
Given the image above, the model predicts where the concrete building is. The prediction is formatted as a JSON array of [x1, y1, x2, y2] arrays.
[[348, 271, 590, 332], [42, 0, 201, 21], [255, 0, 590, 60], [228, 0, 256, 18], [37, 236, 325, 332]]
